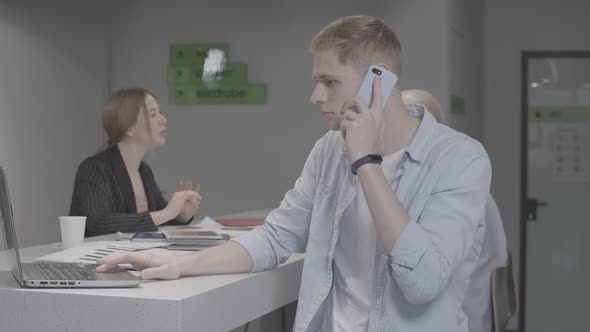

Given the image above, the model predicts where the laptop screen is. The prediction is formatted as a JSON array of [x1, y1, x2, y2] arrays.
[[0, 166, 25, 284]]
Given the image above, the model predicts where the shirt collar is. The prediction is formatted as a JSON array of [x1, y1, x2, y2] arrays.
[[403, 111, 437, 163], [338, 111, 438, 163]]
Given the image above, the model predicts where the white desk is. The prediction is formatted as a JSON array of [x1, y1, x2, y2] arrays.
[[0, 214, 304, 332]]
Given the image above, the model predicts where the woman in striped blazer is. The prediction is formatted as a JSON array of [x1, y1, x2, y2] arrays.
[[70, 88, 201, 237]]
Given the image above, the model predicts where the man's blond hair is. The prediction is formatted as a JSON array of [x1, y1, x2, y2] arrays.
[[309, 15, 402, 75]]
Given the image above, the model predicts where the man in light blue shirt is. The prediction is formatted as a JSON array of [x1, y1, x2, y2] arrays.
[[98, 15, 491, 332]]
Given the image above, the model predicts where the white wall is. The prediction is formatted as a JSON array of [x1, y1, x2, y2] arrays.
[[483, 0, 590, 284], [0, 1, 109, 246], [109, 0, 389, 219]]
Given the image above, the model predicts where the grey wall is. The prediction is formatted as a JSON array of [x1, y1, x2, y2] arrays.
[[449, 0, 484, 140], [109, 0, 389, 219], [386, 0, 484, 141], [483, 0, 590, 285], [387, 0, 452, 124], [110, 0, 478, 221], [0, 0, 488, 251], [0, 1, 109, 246]]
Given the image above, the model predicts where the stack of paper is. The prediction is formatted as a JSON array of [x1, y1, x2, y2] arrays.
[[183, 216, 256, 239], [34, 240, 169, 264]]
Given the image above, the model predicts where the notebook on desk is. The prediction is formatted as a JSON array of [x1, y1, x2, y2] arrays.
[[0, 166, 140, 288]]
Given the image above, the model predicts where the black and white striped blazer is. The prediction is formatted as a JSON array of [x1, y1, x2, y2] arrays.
[[69, 144, 187, 237]]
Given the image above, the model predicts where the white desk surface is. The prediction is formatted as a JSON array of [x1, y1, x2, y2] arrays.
[[0, 211, 304, 332]]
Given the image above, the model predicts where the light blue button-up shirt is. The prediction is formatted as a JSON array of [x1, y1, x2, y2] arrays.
[[233, 112, 491, 332]]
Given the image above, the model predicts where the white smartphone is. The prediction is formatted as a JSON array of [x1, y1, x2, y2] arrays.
[[353, 65, 398, 113]]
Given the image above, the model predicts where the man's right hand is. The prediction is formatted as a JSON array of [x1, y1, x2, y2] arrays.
[[96, 251, 185, 280], [97, 242, 254, 280]]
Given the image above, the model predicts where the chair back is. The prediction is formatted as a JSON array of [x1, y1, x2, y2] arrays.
[[492, 252, 519, 332]]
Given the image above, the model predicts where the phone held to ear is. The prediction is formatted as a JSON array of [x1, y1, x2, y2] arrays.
[[353, 65, 398, 113]]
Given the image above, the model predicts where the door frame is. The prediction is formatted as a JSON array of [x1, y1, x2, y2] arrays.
[[519, 50, 590, 332]]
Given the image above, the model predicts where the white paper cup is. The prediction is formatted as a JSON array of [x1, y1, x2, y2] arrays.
[[59, 216, 86, 250]]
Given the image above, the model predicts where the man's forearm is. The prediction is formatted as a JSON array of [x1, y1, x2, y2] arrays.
[[357, 163, 410, 254], [178, 241, 253, 276]]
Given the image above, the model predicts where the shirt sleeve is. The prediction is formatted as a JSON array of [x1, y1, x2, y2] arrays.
[[232, 138, 324, 272], [387, 148, 492, 304]]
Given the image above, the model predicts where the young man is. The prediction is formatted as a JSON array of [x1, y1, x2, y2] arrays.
[[401, 89, 509, 332], [98, 15, 491, 331]]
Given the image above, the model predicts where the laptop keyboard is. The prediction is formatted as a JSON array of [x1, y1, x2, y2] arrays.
[[34, 262, 95, 280]]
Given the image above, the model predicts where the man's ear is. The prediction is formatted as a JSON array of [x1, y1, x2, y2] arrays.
[[377, 63, 392, 71]]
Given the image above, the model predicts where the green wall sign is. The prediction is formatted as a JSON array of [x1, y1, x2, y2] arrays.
[[169, 43, 229, 65], [168, 43, 266, 105], [168, 64, 248, 84], [529, 107, 590, 123], [170, 83, 267, 104]]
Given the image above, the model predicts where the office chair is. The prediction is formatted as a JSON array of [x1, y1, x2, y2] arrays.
[[492, 252, 519, 332]]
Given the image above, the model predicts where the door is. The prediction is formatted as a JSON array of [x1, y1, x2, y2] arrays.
[[521, 51, 590, 332]]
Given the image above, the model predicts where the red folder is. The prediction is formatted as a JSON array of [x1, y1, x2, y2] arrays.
[[214, 218, 265, 227]]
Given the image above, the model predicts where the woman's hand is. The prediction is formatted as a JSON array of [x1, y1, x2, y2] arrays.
[[175, 181, 202, 222], [164, 191, 191, 217]]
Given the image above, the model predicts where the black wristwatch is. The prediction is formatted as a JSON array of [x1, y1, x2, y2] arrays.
[[351, 154, 383, 175]]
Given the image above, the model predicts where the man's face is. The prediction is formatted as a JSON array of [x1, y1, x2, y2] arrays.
[[310, 49, 363, 130]]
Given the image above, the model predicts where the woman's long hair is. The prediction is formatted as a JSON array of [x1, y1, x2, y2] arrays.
[[96, 88, 155, 154]]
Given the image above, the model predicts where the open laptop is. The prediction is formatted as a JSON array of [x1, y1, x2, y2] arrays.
[[0, 166, 140, 288]]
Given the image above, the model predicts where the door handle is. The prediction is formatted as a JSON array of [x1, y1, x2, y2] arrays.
[[527, 198, 548, 221]]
